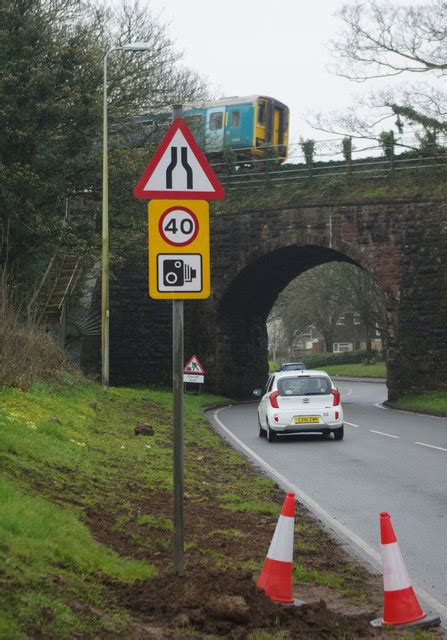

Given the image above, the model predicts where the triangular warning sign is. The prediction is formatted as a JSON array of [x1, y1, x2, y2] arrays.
[[133, 118, 225, 201], [183, 354, 205, 375]]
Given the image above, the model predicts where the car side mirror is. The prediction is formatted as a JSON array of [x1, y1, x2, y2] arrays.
[[253, 389, 262, 397]]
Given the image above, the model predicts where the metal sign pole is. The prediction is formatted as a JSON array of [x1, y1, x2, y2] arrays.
[[171, 104, 184, 575], [134, 102, 223, 573]]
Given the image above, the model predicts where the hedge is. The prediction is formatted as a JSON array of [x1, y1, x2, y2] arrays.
[[299, 349, 383, 369]]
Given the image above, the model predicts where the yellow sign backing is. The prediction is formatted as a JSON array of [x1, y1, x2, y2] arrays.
[[148, 199, 210, 299]]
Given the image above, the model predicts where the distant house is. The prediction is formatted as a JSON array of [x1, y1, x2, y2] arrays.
[[333, 312, 382, 352], [291, 312, 382, 355]]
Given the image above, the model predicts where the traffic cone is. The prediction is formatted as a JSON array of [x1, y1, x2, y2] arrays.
[[257, 492, 295, 604], [370, 512, 440, 629]]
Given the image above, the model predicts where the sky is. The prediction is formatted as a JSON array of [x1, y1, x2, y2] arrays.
[[109, 0, 425, 162]]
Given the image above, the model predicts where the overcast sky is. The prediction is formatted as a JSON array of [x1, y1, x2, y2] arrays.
[[110, 0, 424, 161]]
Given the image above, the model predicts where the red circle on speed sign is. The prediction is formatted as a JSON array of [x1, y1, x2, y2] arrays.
[[159, 206, 199, 246]]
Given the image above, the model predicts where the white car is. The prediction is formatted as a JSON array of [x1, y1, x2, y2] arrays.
[[254, 370, 344, 442]]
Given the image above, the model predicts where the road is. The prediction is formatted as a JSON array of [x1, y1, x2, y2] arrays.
[[206, 380, 447, 622]]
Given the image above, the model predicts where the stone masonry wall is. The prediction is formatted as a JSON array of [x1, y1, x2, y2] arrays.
[[98, 198, 447, 400]]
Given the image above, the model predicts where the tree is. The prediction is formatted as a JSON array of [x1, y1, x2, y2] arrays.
[[269, 262, 387, 354], [329, 1, 446, 82], [270, 263, 350, 353], [0, 0, 102, 283], [310, 1, 446, 152], [336, 264, 387, 353], [0, 0, 209, 290]]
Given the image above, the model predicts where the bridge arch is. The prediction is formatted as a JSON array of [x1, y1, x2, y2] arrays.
[[212, 243, 393, 397]]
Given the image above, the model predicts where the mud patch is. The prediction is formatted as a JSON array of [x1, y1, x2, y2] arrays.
[[116, 568, 377, 639]]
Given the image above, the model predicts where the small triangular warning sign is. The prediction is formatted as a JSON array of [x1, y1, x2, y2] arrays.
[[183, 354, 205, 375], [133, 118, 225, 201]]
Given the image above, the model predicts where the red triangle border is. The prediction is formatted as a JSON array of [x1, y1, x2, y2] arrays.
[[183, 354, 206, 374], [133, 118, 225, 201]]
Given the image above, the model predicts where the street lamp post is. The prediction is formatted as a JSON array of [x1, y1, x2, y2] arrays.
[[102, 43, 151, 388]]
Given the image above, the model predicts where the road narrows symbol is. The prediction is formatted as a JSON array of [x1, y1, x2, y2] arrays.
[[181, 147, 193, 189], [165, 146, 194, 190]]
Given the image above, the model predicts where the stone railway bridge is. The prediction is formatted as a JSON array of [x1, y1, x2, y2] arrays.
[[102, 196, 447, 399]]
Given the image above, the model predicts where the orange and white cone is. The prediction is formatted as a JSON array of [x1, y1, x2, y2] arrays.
[[371, 512, 440, 628], [257, 492, 295, 604]]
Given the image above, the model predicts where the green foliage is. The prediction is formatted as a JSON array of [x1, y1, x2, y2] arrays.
[[1, 0, 210, 294], [223, 145, 238, 175], [300, 138, 316, 167], [379, 130, 395, 162], [389, 103, 447, 149], [301, 349, 383, 369], [0, 0, 103, 281]]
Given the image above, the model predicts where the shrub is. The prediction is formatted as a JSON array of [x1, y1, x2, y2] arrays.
[[0, 269, 78, 388], [301, 350, 383, 369]]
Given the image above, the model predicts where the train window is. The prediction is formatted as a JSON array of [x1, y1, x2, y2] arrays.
[[257, 100, 266, 125], [209, 112, 223, 130], [230, 110, 240, 128]]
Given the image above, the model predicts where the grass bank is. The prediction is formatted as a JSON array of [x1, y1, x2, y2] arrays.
[[0, 379, 438, 639], [270, 361, 386, 378], [318, 362, 386, 378], [389, 390, 447, 416]]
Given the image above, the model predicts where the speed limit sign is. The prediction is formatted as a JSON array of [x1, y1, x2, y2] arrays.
[[159, 206, 199, 246]]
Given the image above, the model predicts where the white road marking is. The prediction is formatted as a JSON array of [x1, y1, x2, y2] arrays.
[[415, 442, 447, 452], [369, 429, 399, 439], [345, 421, 361, 428], [375, 401, 447, 421], [211, 407, 447, 623]]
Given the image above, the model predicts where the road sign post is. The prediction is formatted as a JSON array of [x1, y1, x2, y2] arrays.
[[172, 292, 184, 574], [134, 104, 224, 575], [171, 104, 184, 576]]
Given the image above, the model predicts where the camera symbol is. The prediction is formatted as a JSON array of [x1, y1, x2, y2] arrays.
[[163, 259, 197, 287]]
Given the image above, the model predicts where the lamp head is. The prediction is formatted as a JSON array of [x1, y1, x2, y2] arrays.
[[121, 42, 151, 52]]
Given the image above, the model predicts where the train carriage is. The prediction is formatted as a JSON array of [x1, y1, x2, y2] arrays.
[[182, 95, 289, 160]]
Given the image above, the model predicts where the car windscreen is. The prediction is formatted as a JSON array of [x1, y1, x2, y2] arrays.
[[277, 376, 331, 396], [281, 364, 305, 371]]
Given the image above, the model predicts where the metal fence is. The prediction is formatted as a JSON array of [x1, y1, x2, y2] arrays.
[[208, 134, 447, 191]]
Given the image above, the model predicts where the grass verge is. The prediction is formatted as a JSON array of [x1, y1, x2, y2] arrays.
[[0, 379, 439, 639], [388, 390, 447, 416], [317, 362, 386, 378], [269, 361, 386, 378]]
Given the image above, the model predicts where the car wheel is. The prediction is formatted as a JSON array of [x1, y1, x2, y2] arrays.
[[267, 420, 277, 443], [333, 425, 344, 441], [258, 415, 266, 438]]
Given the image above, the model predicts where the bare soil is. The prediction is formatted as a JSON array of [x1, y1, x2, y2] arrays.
[[86, 467, 441, 639]]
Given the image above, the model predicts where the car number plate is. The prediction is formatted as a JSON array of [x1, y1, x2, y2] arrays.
[[294, 416, 320, 424]]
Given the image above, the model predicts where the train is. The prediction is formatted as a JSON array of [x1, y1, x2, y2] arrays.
[[182, 95, 289, 160], [134, 95, 289, 162]]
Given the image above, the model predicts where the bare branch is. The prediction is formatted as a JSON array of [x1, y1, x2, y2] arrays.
[[329, 0, 447, 81]]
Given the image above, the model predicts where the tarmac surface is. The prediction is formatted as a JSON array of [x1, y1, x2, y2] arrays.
[[207, 379, 447, 626]]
